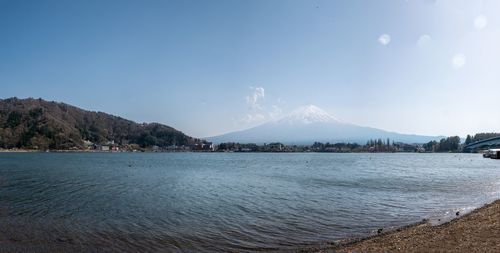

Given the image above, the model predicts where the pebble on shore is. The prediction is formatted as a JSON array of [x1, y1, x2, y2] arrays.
[[329, 200, 500, 253]]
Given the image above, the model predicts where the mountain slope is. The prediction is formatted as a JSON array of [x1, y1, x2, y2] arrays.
[[0, 97, 198, 150], [208, 105, 441, 144]]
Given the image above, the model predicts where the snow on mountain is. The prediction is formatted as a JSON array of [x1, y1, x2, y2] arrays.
[[207, 105, 441, 144], [276, 105, 339, 124]]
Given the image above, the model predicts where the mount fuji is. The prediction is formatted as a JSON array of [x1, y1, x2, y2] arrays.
[[207, 105, 441, 144]]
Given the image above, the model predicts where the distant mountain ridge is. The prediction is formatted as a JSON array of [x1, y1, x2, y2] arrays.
[[208, 105, 442, 144], [0, 97, 198, 150]]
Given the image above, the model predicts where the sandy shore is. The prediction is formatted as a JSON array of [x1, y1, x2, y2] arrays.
[[305, 199, 500, 252]]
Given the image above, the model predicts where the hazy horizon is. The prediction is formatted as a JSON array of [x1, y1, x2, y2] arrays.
[[2, 0, 499, 138]]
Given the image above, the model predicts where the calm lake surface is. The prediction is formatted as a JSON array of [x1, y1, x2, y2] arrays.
[[0, 153, 499, 252]]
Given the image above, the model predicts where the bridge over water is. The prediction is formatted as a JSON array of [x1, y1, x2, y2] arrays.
[[463, 136, 500, 152]]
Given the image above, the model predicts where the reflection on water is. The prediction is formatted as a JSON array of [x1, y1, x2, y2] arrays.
[[0, 153, 499, 252]]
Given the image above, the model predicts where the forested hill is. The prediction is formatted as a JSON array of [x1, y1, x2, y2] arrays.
[[465, 133, 500, 145], [0, 97, 199, 150]]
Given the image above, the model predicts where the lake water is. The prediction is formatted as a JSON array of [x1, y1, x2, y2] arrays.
[[0, 153, 499, 252]]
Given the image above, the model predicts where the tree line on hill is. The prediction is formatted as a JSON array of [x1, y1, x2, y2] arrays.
[[0, 97, 200, 150], [464, 133, 500, 145], [422, 136, 461, 152]]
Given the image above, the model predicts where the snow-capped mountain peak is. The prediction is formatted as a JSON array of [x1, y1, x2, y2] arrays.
[[208, 104, 441, 144], [277, 105, 339, 124]]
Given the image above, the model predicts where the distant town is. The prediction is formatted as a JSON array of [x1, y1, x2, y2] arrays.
[[3, 134, 498, 154]]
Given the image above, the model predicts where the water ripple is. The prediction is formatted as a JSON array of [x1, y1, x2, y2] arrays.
[[0, 153, 499, 251]]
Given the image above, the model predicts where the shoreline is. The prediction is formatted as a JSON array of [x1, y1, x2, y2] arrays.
[[302, 199, 500, 252], [0, 149, 469, 154]]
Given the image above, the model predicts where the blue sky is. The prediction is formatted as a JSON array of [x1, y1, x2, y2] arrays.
[[1, 0, 499, 138]]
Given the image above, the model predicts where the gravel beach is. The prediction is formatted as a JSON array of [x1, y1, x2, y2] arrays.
[[321, 200, 500, 252]]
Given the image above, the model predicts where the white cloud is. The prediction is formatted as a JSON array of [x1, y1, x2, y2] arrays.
[[268, 105, 283, 120], [474, 14, 488, 30], [241, 86, 267, 125], [416, 34, 431, 47], [245, 87, 265, 109], [452, 54, 466, 69], [378, 34, 391, 46], [242, 113, 266, 124], [240, 86, 284, 126]]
